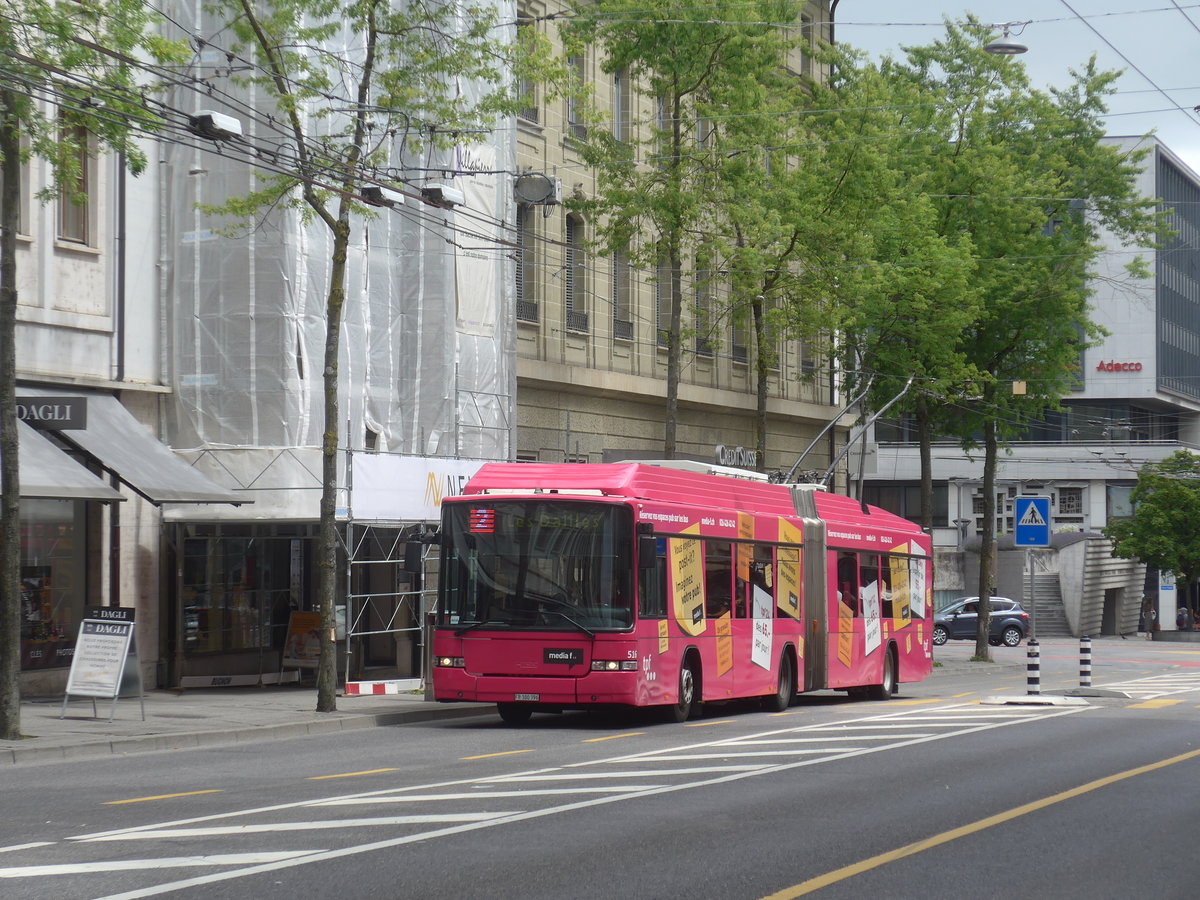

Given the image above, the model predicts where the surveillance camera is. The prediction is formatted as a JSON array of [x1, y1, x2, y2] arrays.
[[187, 110, 243, 141], [421, 184, 465, 209]]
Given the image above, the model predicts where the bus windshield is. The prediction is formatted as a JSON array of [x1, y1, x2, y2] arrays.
[[440, 500, 634, 632]]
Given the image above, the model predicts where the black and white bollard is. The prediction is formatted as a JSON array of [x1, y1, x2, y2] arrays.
[[1080, 636, 1092, 689], [1026, 638, 1040, 695]]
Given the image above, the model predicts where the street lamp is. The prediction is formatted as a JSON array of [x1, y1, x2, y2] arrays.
[[984, 23, 1029, 55]]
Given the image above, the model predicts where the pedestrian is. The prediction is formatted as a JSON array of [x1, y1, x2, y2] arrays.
[[1141, 596, 1156, 640]]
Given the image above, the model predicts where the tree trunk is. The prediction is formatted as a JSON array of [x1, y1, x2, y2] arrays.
[[0, 95, 22, 740], [916, 395, 934, 533], [315, 219, 351, 713], [752, 293, 769, 471], [664, 236, 682, 459], [975, 397, 997, 661]]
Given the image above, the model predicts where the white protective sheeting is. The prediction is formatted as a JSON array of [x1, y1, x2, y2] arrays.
[[159, 0, 515, 520]]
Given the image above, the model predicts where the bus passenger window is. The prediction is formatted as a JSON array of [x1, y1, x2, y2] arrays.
[[638, 539, 667, 619], [837, 552, 859, 616], [705, 541, 733, 617], [859, 554, 880, 613]]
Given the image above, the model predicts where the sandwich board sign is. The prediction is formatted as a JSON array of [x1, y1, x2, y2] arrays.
[[61, 606, 145, 722], [1014, 497, 1051, 547]]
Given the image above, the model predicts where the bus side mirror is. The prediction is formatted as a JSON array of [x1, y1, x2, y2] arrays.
[[638, 535, 658, 570]]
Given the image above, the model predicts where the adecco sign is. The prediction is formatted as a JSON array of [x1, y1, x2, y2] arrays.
[[1095, 360, 1143, 372]]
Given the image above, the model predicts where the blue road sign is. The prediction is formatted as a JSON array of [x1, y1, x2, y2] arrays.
[[1014, 496, 1051, 546]]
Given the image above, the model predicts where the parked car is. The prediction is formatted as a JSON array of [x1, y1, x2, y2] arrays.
[[933, 597, 1029, 648]]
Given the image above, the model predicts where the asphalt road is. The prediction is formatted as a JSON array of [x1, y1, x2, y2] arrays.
[[2, 639, 1198, 900]]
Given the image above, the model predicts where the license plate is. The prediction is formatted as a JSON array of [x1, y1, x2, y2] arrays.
[[514, 693, 539, 702]]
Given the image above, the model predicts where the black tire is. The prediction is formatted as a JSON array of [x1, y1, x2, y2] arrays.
[[1002, 626, 1024, 648], [867, 648, 897, 701], [932, 625, 949, 646], [988, 637, 1001, 647], [497, 703, 533, 725], [766, 653, 795, 712], [668, 660, 697, 723]]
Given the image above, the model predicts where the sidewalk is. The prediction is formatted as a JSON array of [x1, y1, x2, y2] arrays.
[[1, 686, 493, 767], [2, 643, 1030, 768]]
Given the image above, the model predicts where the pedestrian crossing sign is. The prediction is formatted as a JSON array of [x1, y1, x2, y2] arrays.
[[1014, 496, 1051, 546]]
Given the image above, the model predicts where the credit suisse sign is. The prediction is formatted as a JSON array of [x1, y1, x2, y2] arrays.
[[1095, 360, 1143, 373]]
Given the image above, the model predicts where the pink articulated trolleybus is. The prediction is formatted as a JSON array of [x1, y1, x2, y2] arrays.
[[432, 461, 932, 724]]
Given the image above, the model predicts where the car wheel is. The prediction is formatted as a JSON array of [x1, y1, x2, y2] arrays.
[[497, 703, 533, 725], [766, 653, 795, 712], [668, 660, 697, 722], [988, 637, 1001, 647], [932, 625, 949, 646], [867, 648, 897, 701], [1002, 626, 1023, 647]]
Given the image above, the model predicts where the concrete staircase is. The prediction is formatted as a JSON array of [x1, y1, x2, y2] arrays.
[[1030, 573, 1072, 638]]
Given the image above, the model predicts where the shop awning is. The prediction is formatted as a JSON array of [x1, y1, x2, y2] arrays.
[[16, 420, 124, 502], [18, 390, 246, 505]]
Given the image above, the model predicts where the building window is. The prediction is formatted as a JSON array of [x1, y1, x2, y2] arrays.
[[567, 54, 587, 140], [694, 256, 713, 356], [612, 245, 632, 339], [613, 69, 630, 143], [0, 145, 29, 234], [1057, 487, 1084, 516], [58, 122, 92, 245], [655, 94, 669, 168], [517, 17, 539, 124], [564, 215, 588, 332], [731, 322, 748, 362], [515, 203, 538, 322]]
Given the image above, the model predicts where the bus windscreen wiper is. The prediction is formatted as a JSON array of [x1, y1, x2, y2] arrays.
[[536, 607, 595, 638]]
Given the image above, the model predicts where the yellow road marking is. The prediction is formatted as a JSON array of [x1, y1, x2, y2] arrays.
[[1128, 699, 1184, 709], [103, 790, 223, 805], [684, 719, 735, 727], [769, 711, 803, 717], [306, 768, 398, 780], [460, 749, 536, 760], [890, 699, 943, 706], [583, 732, 645, 742], [951, 692, 974, 698], [760, 747, 1200, 899]]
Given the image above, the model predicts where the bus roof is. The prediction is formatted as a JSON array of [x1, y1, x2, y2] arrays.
[[459, 462, 923, 537]]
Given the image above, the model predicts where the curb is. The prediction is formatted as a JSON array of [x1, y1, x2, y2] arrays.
[[2, 704, 494, 767]]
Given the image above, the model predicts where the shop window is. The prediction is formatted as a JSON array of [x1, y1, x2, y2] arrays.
[[20, 499, 86, 670]]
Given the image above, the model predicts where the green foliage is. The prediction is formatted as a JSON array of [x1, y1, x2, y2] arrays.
[[0, 0, 187, 188], [1105, 451, 1200, 587]]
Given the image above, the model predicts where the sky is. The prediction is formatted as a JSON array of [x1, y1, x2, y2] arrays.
[[836, 1, 1200, 176]]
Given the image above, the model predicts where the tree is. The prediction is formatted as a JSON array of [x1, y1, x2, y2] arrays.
[[199, 0, 551, 711], [567, 0, 804, 458], [1, 1, 185, 740], [874, 23, 1160, 659], [1106, 451, 1200, 623]]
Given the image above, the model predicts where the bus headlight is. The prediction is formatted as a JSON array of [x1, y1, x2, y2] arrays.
[[591, 659, 638, 671], [436, 656, 465, 668]]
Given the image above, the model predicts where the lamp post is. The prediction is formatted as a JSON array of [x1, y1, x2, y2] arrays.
[[984, 23, 1029, 56]]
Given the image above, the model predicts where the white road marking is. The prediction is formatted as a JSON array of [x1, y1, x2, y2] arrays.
[[0, 843, 54, 854], [312, 787, 657, 804], [0, 852, 321, 878], [83, 813, 520, 841], [492, 766, 768, 781]]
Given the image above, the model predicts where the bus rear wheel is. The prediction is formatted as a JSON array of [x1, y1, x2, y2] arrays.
[[868, 648, 897, 701], [766, 653, 795, 712], [497, 703, 533, 725], [668, 661, 697, 723]]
